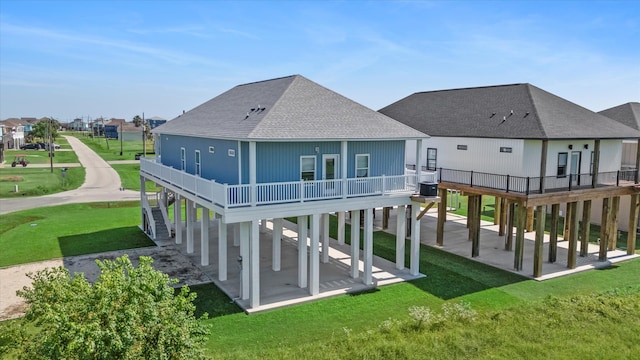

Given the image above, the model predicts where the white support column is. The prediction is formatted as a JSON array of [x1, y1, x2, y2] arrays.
[[341, 141, 348, 198], [309, 213, 320, 295], [410, 203, 421, 276], [233, 223, 240, 247], [260, 219, 267, 232], [249, 141, 257, 206], [396, 205, 406, 270], [297, 216, 308, 288], [174, 195, 182, 244], [337, 211, 345, 245], [272, 218, 282, 271], [350, 210, 360, 279], [415, 139, 423, 182], [250, 219, 260, 308], [200, 208, 209, 266], [321, 213, 330, 263], [363, 208, 374, 285], [218, 218, 227, 281], [239, 222, 250, 300], [186, 200, 194, 254]]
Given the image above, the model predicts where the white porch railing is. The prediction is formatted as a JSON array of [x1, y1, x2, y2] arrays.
[[141, 192, 157, 239], [141, 158, 437, 208]]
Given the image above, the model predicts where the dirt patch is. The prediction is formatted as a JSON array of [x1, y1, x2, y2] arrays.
[[1, 246, 212, 321], [0, 176, 24, 182]]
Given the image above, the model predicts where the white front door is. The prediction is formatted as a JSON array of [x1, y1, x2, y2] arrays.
[[322, 154, 339, 192]]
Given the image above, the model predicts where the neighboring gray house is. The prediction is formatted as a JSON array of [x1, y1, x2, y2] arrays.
[[599, 102, 640, 169], [140, 75, 435, 310]]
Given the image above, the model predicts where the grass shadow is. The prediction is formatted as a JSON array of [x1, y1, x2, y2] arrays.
[[187, 283, 244, 318], [58, 226, 154, 257]]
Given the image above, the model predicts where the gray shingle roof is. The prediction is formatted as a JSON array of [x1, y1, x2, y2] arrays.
[[379, 84, 640, 140], [154, 75, 428, 141], [598, 102, 640, 131]]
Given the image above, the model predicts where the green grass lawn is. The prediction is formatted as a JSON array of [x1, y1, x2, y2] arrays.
[[0, 167, 85, 198], [72, 133, 154, 161], [4, 148, 79, 165], [0, 202, 153, 267], [1, 203, 638, 358], [110, 163, 160, 192], [193, 215, 640, 358]]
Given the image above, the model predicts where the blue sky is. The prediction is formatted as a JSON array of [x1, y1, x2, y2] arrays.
[[1, 0, 638, 122]]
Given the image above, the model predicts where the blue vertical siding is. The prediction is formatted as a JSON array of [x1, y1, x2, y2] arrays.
[[255, 141, 341, 183], [158, 136, 406, 185], [347, 141, 405, 177], [158, 134, 239, 184]]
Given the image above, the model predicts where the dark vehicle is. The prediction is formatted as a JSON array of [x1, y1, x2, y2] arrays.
[[37, 142, 46, 149], [44, 143, 61, 149], [20, 143, 40, 150]]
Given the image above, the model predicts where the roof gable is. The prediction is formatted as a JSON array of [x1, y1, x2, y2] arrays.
[[379, 84, 640, 140], [155, 75, 427, 141], [598, 102, 640, 131]]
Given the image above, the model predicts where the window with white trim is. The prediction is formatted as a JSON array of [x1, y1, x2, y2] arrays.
[[356, 154, 369, 178], [195, 150, 201, 176], [300, 156, 316, 181], [180, 147, 186, 171]]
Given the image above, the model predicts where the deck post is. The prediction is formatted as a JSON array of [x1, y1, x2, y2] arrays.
[[592, 140, 600, 187], [506, 202, 515, 251], [363, 208, 374, 285], [599, 197, 611, 261], [608, 196, 620, 251], [382, 207, 391, 229], [437, 188, 447, 246], [494, 196, 501, 225], [200, 208, 209, 266], [396, 205, 406, 269], [309, 214, 320, 296], [526, 206, 534, 232], [549, 204, 559, 263], [628, 194, 639, 255], [350, 210, 361, 279], [567, 202, 579, 269], [499, 198, 507, 236], [272, 218, 282, 271], [564, 202, 573, 241], [636, 141, 640, 184], [337, 211, 345, 245], [174, 194, 182, 244], [410, 202, 421, 276], [218, 218, 227, 281], [471, 195, 482, 258], [579, 200, 592, 257], [540, 140, 548, 193], [297, 215, 308, 288], [514, 203, 526, 270], [533, 205, 546, 277], [249, 219, 260, 308]]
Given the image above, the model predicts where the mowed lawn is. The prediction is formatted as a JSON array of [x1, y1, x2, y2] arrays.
[[0, 201, 153, 267]]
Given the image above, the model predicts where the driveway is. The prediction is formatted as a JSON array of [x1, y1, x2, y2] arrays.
[[0, 135, 139, 215]]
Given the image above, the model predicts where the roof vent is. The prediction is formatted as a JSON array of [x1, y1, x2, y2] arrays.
[[490, 112, 496, 118], [524, 112, 530, 118]]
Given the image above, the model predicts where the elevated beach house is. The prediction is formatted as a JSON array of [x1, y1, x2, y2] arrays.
[[139, 75, 435, 310], [380, 83, 640, 277]]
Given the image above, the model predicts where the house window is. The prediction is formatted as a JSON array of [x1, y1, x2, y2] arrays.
[[180, 147, 186, 171], [590, 151, 594, 174], [195, 150, 201, 176], [426, 148, 437, 171], [457, 145, 467, 150], [500, 147, 512, 153], [356, 154, 370, 178], [301, 156, 316, 181], [557, 152, 568, 177]]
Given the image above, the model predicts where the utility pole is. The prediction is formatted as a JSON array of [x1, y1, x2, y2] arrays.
[[142, 113, 147, 157], [49, 117, 53, 173], [120, 122, 123, 156], [101, 117, 109, 150]]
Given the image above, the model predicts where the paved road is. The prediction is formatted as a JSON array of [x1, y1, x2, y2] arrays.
[[0, 135, 140, 215]]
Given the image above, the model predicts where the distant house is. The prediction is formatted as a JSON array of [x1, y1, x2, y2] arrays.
[[69, 118, 90, 131], [380, 83, 640, 277], [140, 75, 434, 309], [147, 116, 167, 130], [599, 102, 640, 169]]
